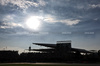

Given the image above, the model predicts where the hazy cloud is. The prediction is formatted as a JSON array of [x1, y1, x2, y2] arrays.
[[44, 16, 80, 26], [2, 15, 14, 21], [0, 22, 22, 29], [0, 0, 46, 9], [89, 4, 100, 8], [60, 19, 80, 26]]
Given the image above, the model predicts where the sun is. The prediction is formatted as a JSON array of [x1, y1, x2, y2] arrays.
[[26, 16, 41, 30]]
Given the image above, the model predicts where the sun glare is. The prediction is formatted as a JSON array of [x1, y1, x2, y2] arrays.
[[26, 16, 41, 30]]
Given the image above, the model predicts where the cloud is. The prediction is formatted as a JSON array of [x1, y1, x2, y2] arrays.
[[0, 14, 23, 29], [44, 16, 80, 26], [2, 15, 14, 21], [89, 4, 100, 8], [0, 0, 46, 9], [44, 17, 57, 23], [60, 19, 80, 26], [0, 22, 23, 29]]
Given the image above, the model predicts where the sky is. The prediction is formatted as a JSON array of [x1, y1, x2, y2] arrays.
[[0, 0, 100, 53]]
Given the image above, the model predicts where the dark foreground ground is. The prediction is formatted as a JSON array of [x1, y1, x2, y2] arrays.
[[0, 63, 100, 66]]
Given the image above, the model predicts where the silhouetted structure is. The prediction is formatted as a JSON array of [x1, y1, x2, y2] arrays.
[[22, 40, 100, 63], [32, 40, 93, 54], [0, 41, 100, 63], [0, 50, 19, 63]]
